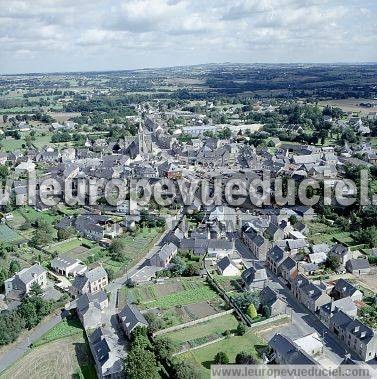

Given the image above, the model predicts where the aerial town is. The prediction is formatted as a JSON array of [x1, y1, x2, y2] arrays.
[[0, 63, 375, 378]]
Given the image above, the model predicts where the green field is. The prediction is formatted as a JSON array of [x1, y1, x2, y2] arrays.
[[52, 238, 90, 254], [308, 221, 355, 245], [166, 314, 239, 346], [121, 278, 218, 310], [0, 224, 24, 243], [175, 331, 266, 378], [18, 207, 61, 225], [32, 317, 84, 348], [147, 285, 216, 309], [1, 138, 28, 152], [100, 227, 163, 276]]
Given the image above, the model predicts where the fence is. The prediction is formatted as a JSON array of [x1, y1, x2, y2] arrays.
[[153, 309, 234, 337]]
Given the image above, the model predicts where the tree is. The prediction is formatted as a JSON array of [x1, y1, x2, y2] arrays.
[[57, 227, 75, 241], [325, 255, 341, 271], [0, 165, 9, 181], [288, 215, 298, 225], [9, 260, 21, 275], [30, 219, 54, 247], [0, 310, 25, 346], [214, 351, 229, 364], [169, 256, 186, 276], [235, 351, 257, 364], [183, 262, 200, 277], [144, 312, 164, 333], [29, 282, 43, 297], [19, 220, 32, 230], [246, 304, 258, 319], [354, 226, 377, 248], [173, 361, 202, 379], [0, 267, 9, 289], [109, 238, 127, 262], [261, 305, 271, 319], [232, 291, 260, 312], [153, 336, 177, 361], [131, 326, 151, 350], [124, 346, 159, 379], [236, 322, 246, 336]]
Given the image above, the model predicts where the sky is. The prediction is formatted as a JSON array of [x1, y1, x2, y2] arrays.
[[0, 0, 376, 74]]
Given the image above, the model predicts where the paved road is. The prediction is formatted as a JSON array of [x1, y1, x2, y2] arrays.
[[233, 235, 360, 367], [0, 211, 184, 374]]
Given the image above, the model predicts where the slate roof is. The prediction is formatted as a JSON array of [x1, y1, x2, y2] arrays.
[[77, 291, 107, 313], [51, 255, 80, 270], [118, 303, 148, 334], [346, 259, 370, 271], [269, 334, 317, 365], [260, 286, 281, 307], [17, 264, 46, 285], [268, 245, 286, 262], [280, 256, 297, 271], [320, 297, 357, 317], [333, 278, 360, 298], [217, 256, 237, 273], [86, 266, 107, 282]]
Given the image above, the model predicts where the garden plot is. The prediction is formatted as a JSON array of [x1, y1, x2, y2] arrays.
[[165, 313, 239, 351], [122, 278, 219, 310]]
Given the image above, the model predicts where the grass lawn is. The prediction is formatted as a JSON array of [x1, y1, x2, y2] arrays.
[[0, 224, 24, 243], [123, 278, 219, 310], [308, 221, 355, 245], [144, 282, 217, 309], [1, 137, 27, 152], [121, 227, 163, 264], [166, 314, 239, 346], [32, 317, 84, 348], [175, 331, 266, 378], [19, 206, 61, 225], [98, 227, 164, 277], [1, 333, 96, 379], [52, 238, 90, 254]]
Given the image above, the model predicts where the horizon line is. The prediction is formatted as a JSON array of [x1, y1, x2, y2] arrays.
[[1, 61, 377, 77]]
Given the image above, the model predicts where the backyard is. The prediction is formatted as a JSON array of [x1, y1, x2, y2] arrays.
[[165, 313, 239, 351], [120, 277, 219, 310], [307, 221, 357, 246], [174, 331, 266, 378]]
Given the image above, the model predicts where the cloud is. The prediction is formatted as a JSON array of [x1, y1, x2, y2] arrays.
[[0, 0, 376, 73]]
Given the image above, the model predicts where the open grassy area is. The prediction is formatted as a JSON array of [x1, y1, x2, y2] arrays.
[[166, 314, 239, 346], [32, 317, 84, 348], [308, 221, 355, 246], [175, 331, 266, 378], [1, 137, 28, 152], [100, 227, 163, 276], [0, 224, 24, 243], [52, 238, 91, 254], [121, 278, 219, 310], [0, 333, 96, 379], [18, 206, 61, 225]]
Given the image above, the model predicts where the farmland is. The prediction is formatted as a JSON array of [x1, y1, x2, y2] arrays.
[[0, 326, 96, 379]]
